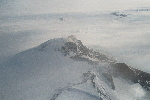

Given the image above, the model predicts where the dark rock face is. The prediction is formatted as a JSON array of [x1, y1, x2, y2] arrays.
[[111, 12, 127, 18], [111, 63, 150, 90], [136, 69, 150, 90], [61, 36, 150, 91], [61, 36, 116, 63], [102, 73, 115, 90], [110, 63, 137, 83], [59, 18, 64, 21], [65, 42, 77, 51], [136, 9, 149, 11]]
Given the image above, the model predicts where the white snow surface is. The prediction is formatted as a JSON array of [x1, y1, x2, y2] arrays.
[[1, 6, 150, 100], [0, 38, 98, 100], [1, 37, 150, 100]]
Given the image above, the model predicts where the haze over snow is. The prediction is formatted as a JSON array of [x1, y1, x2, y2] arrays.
[[1, 0, 150, 15]]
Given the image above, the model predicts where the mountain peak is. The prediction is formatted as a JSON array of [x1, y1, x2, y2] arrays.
[[3, 36, 150, 100], [36, 36, 116, 64], [67, 35, 78, 43], [38, 37, 66, 51]]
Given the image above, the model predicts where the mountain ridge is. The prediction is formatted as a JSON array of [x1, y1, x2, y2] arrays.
[[1, 36, 150, 100]]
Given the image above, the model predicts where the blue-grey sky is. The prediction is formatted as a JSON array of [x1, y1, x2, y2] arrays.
[[1, 0, 150, 15]]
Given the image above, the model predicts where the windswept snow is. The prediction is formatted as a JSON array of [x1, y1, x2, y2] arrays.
[[1, 5, 150, 100], [0, 37, 98, 100], [55, 88, 101, 100], [1, 36, 150, 100]]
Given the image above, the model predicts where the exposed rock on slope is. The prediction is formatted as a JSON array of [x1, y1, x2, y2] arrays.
[[2, 36, 150, 100], [110, 12, 128, 18], [110, 63, 150, 90], [61, 35, 116, 64], [60, 35, 150, 91]]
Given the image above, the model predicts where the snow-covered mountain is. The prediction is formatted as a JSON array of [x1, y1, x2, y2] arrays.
[[1, 36, 150, 100]]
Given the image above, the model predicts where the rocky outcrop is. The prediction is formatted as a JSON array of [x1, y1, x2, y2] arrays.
[[110, 63, 150, 90], [111, 12, 127, 18], [61, 35, 116, 63], [61, 36, 150, 91]]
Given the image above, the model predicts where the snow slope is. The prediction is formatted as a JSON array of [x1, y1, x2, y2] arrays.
[[1, 36, 99, 100], [1, 36, 150, 100]]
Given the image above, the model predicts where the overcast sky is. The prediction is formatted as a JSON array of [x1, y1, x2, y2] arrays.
[[0, 0, 150, 15]]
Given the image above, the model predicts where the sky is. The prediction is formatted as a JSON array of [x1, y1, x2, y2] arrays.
[[1, 0, 150, 15]]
